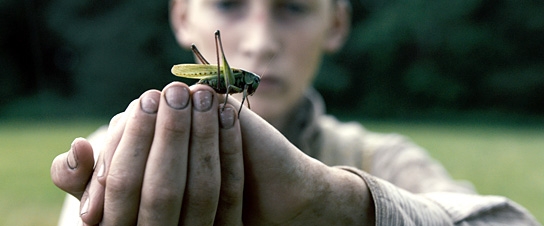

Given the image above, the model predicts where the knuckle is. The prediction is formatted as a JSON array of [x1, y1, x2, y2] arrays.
[[219, 183, 244, 205], [109, 112, 124, 127], [124, 120, 155, 139], [187, 177, 221, 209], [159, 116, 189, 136], [106, 171, 137, 196], [192, 122, 217, 140], [141, 187, 183, 210], [189, 191, 219, 210]]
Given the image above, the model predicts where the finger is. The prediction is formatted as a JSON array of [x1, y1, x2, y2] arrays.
[[97, 100, 135, 185], [138, 82, 191, 224], [214, 104, 244, 226], [102, 90, 160, 226], [51, 137, 95, 199], [179, 85, 221, 225], [80, 107, 131, 225]]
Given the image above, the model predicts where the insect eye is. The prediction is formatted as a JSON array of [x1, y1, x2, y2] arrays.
[[244, 72, 254, 84], [252, 82, 259, 91]]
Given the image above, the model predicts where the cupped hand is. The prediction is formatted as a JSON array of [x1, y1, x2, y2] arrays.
[[51, 82, 373, 225], [52, 82, 244, 226]]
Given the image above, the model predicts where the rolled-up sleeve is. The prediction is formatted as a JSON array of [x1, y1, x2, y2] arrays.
[[339, 166, 541, 226], [317, 115, 540, 225]]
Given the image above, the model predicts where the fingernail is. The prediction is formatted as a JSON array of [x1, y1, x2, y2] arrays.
[[140, 92, 159, 113], [97, 163, 105, 178], [67, 139, 79, 169], [80, 197, 89, 216], [193, 90, 213, 112], [165, 85, 190, 109], [220, 106, 235, 129]]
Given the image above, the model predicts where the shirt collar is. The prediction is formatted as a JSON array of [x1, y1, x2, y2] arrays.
[[279, 87, 325, 157]]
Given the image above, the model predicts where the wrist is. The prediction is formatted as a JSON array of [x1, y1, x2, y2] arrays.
[[303, 166, 375, 225]]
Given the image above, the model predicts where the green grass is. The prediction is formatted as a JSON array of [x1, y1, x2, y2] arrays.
[[0, 119, 542, 225], [0, 119, 104, 226], [361, 120, 544, 224]]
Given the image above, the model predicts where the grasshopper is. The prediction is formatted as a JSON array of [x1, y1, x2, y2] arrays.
[[171, 30, 261, 115]]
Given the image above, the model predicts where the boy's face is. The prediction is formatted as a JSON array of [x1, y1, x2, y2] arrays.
[[171, 0, 348, 121]]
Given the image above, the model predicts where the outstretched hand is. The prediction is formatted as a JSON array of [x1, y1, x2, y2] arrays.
[[51, 82, 373, 225]]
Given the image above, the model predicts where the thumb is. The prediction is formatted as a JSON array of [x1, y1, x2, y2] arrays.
[[51, 137, 95, 199]]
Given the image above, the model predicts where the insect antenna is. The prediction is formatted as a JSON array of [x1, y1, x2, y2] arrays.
[[257, 52, 277, 85], [191, 44, 210, 65]]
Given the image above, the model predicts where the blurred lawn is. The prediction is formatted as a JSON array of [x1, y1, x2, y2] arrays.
[[0, 120, 103, 226], [0, 119, 542, 225], [361, 120, 544, 224]]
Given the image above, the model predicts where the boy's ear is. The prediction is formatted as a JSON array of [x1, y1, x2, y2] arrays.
[[323, 0, 351, 53], [170, 0, 192, 49]]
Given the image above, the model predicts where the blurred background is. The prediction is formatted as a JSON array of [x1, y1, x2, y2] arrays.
[[2, 0, 544, 119], [1, 0, 543, 225]]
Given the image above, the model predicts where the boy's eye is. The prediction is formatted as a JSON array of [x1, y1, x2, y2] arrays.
[[275, 1, 311, 19], [279, 2, 308, 14], [214, 0, 243, 12]]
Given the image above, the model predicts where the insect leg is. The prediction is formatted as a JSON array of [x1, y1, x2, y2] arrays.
[[237, 85, 251, 116], [215, 31, 221, 92], [191, 44, 210, 65], [216, 30, 235, 112], [245, 85, 251, 109]]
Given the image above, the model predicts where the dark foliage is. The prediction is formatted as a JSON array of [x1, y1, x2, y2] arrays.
[[1, 0, 543, 119], [316, 0, 544, 118]]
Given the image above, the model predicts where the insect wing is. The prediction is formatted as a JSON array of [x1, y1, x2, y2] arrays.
[[171, 64, 220, 79]]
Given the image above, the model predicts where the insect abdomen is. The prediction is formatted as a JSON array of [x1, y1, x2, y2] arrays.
[[198, 77, 228, 93], [198, 73, 248, 94]]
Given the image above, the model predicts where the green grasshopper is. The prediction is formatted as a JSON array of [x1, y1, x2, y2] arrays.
[[171, 30, 261, 115]]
